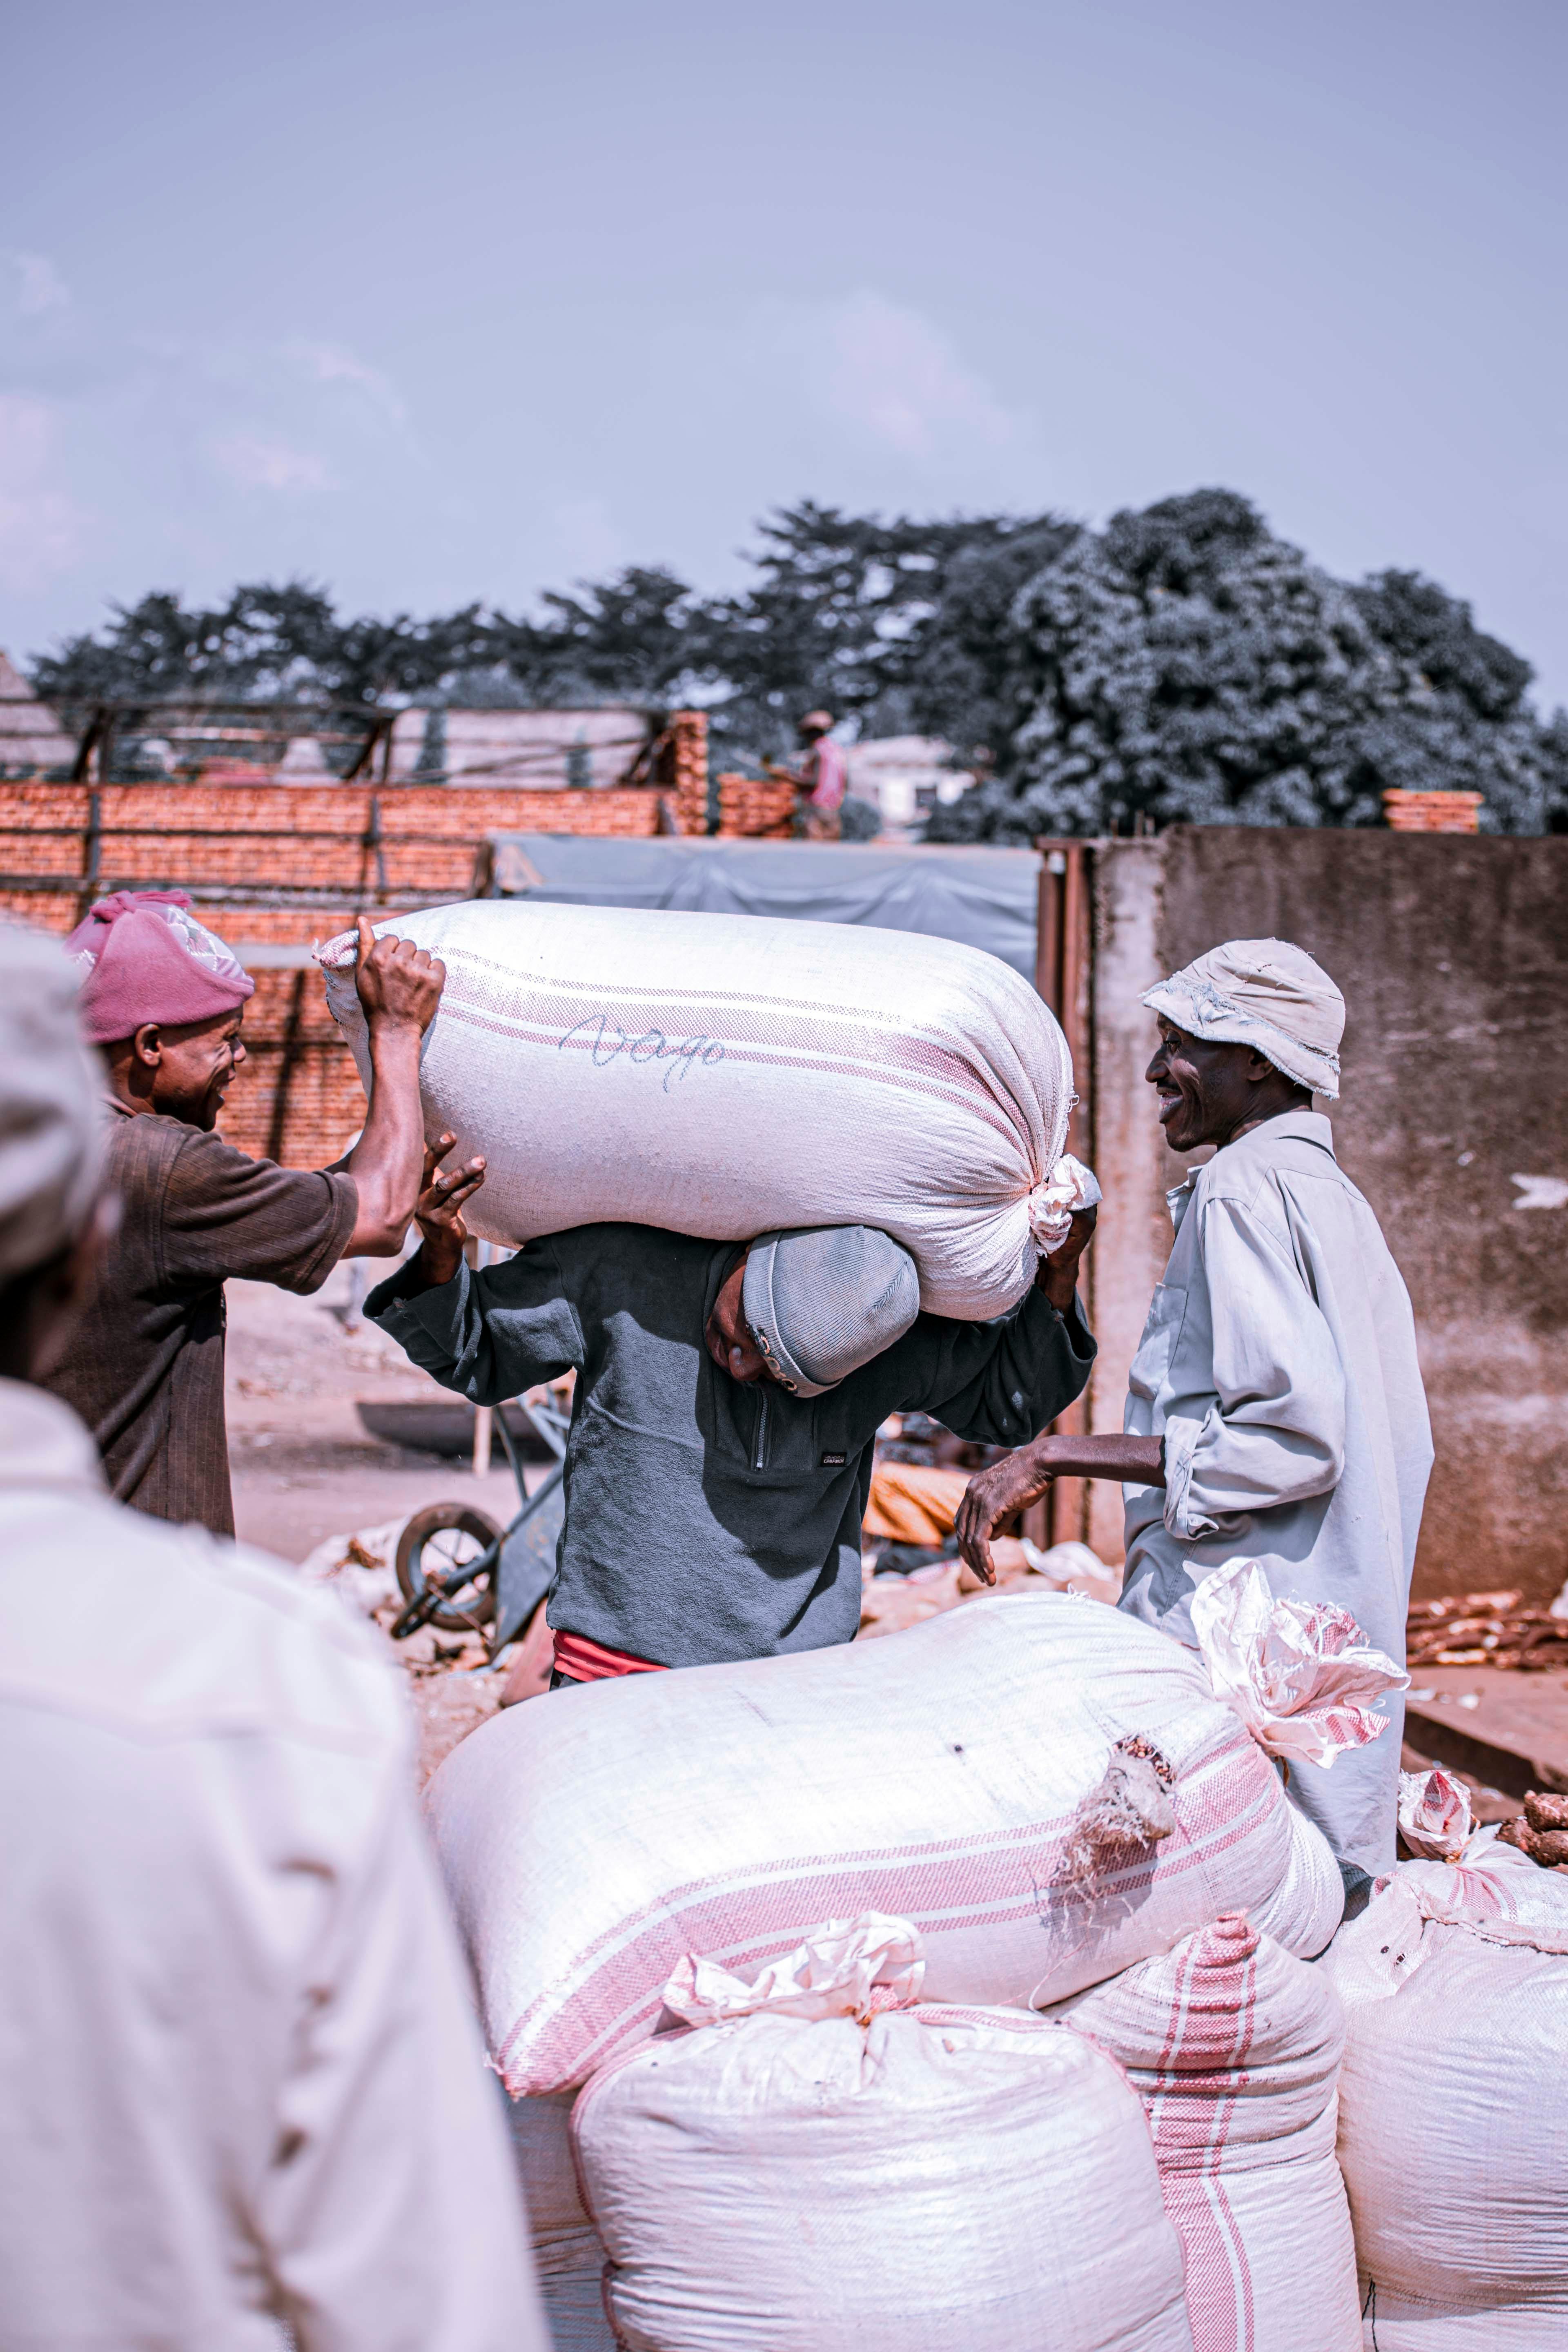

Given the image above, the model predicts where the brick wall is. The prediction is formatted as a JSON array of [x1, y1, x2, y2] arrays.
[[0, 777, 671, 938], [1, 760, 702, 1168], [220, 965, 372, 1171]]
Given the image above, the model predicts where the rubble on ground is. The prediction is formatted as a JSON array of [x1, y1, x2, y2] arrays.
[[300, 1518, 502, 1784], [1407, 1589, 1568, 1670]]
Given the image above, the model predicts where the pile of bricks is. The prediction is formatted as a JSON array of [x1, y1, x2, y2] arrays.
[[1382, 789, 1484, 834], [716, 773, 797, 840], [658, 711, 712, 835]]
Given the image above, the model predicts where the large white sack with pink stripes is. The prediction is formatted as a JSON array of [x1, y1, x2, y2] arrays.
[[1059, 1914, 1361, 2352], [1324, 1835, 1568, 2349], [316, 897, 1075, 1319], [427, 1593, 1344, 2097], [571, 1915, 1193, 2352]]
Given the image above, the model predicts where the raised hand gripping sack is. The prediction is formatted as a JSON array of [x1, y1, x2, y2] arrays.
[[570, 1913, 1194, 2352], [1324, 1851, 1568, 2349], [1059, 1915, 1362, 2352], [317, 899, 1074, 1319], [427, 1594, 1344, 2096]]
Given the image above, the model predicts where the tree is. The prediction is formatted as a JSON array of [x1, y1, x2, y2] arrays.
[[697, 502, 1074, 770], [33, 493, 1565, 831], [33, 582, 489, 722], [927, 491, 1566, 840], [478, 566, 707, 708]]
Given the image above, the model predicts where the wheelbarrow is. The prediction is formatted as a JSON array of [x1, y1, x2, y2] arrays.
[[389, 1386, 569, 1655]]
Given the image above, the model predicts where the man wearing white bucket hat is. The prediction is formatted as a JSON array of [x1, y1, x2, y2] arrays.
[[956, 938, 1432, 1908]]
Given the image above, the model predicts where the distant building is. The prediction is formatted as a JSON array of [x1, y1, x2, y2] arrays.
[[842, 736, 973, 838], [387, 705, 656, 789], [0, 651, 75, 775]]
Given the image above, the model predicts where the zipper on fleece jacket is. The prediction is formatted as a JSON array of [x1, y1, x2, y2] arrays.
[[751, 1386, 771, 1472]]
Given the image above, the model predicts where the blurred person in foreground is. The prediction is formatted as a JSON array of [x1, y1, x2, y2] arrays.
[[955, 939, 1432, 1908], [0, 920, 546, 2352], [43, 888, 461, 1537]]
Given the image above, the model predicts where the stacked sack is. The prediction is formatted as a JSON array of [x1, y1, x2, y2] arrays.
[[318, 899, 1079, 1319], [460, 1569, 1409, 2348], [1324, 1769, 1568, 2349], [429, 1592, 1349, 2099], [1059, 1915, 1362, 2352], [570, 1914, 1193, 2352]]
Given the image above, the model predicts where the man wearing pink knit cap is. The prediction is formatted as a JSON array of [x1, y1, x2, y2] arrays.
[[46, 890, 467, 1537]]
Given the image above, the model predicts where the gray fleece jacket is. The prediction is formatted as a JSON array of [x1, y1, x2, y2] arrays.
[[366, 1223, 1094, 1669]]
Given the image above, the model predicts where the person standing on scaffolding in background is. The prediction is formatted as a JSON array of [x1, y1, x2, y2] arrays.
[[771, 708, 849, 840]]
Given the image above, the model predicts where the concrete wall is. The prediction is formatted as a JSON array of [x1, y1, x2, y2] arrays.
[[1085, 827, 1568, 1604]]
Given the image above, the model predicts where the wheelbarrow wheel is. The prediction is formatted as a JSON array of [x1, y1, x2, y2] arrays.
[[394, 1502, 502, 1633]]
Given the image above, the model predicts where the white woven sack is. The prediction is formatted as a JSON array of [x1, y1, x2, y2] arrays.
[[570, 1929, 1193, 2352], [317, 898, 1074, 1319], [427, 1594, 1344, 2096], [505, 2093, 613, 2352], [1057, 1914, 1361, 2352], [1324, 1855, 1568, 2348]]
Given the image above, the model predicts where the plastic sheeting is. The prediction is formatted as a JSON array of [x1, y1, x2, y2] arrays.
[[481, 835, 1043, 981]]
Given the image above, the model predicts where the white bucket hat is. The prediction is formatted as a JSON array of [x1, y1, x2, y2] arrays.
[[1142, 937, 1345, 1100]]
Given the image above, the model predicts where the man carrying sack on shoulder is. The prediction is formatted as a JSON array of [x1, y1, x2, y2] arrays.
[[956, 938, 1432, 1910], [44, 889, 457, 1537], [366, 1158, 1099, 1685]]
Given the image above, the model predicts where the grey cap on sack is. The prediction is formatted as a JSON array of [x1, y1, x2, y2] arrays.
[[742, 1225, 921, 1397]]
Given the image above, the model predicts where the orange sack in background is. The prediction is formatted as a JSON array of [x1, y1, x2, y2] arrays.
[[863, 1461, 971, 1548]]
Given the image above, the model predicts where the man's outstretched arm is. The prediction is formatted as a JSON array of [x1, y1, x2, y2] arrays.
[[955, 1432, 1165, 1586]]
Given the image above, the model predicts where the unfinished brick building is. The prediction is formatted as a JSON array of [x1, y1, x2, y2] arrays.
[[2, 712, 731, 1168]]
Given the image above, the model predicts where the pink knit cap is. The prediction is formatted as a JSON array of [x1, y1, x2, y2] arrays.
[[64, 891, 255, 1046]]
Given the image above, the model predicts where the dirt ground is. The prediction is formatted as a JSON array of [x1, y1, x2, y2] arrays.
[[226, 1268, 528, 1563], [225, 1270, 548, 1778]]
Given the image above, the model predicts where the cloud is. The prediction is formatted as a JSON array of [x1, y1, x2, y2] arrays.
[[209, 433, 336, 493], [290, 340, 409, 427], [11, 252, 71, 318], [750, 291, 1024, 463], [0, 394, 90, 592]]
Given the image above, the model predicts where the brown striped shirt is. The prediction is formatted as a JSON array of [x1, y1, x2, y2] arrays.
[[45, 1102, 356, 1535]]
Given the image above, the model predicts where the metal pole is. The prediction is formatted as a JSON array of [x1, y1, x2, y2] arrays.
[[468, 1236, 494, 1474]]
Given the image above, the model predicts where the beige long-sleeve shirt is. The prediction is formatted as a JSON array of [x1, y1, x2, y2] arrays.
[[0, 1380, 548, 2352], [1118, 1111, 1432, 1883]]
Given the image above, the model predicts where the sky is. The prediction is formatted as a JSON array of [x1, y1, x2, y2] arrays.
[[3, 0, 1566, 702]]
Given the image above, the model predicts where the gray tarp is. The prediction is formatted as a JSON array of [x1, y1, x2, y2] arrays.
[[481, 835, 1043, 980]]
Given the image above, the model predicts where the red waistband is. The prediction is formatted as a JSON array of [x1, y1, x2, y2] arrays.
[[552, 1629, 668, 1684]]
